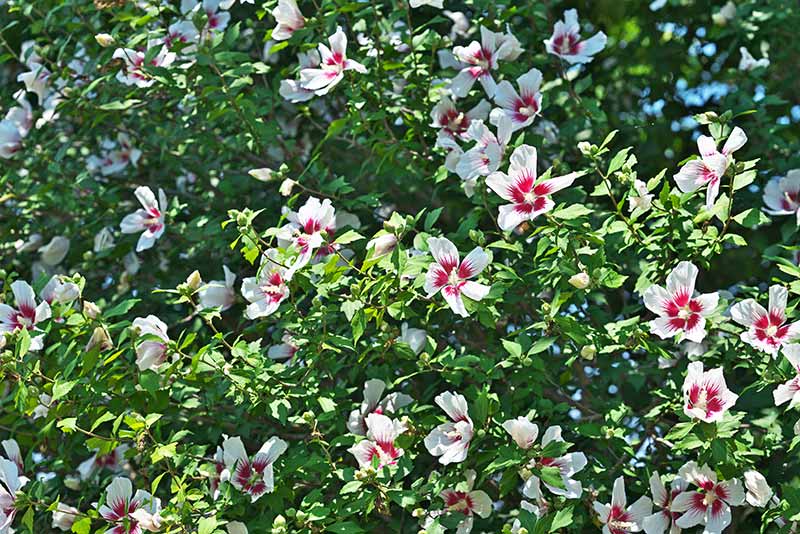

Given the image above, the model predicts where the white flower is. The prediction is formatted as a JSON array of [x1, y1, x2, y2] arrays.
[[39, 236, 70, 266], [51, 503, 79, 531], [730, 285, 800, 356], [299, 27, 366, 96], [738, 46, 769, 71], [492, 68, 543, 132], [241, 250, 290, 319], [197, 265, 237, 311], [112, 45, 176, 88], [423, 237, 491, 317], [397, 323, 426, 355], [0, 280, 51, 351], [0, 457, 28, 532], [40, 275, 81, 305], [593, 476, 652, 534], [438, 470, 492, 534], [642, 471, 687, 534], [520, 425, 587, 499], [348, 413, 407, 469], [0, 120, 22, 159], [120, 186, 167, 252], [424, 391, 473, 464], [774, 344, 800, 408], [32, 393, 52, 420], [98, 477, 161, 533], [671, 462, 744, 533], [347, 378, 412, 435], [682, 361, 738, 423], [628, 179, 653, 213], [450, 26, 521, 98], [763, 169, 800, 224], [131, 315, 170, 371], [222, 435, 288, 502], [544, 9, 607, 64], [643, 262, 719, 343], [502, 416, 539, 450], [271, 0, 305, 41], [743, 470, 772, 508]]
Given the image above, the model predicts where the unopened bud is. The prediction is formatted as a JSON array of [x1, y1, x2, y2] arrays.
[[581, 345, 597, 360], [86, 326, 113, 352], [302, 411, 316, 424], [83, 301, 101, 319], [95, 33, 115, 47], [64, 475, 81, 490], [577, 141, 594, 156], [568, 272, 591, 289], [279, 178, 296, 197], [249, 168, 275, 182], [412, 508, 425, 518], [185, 270, 202, 291]]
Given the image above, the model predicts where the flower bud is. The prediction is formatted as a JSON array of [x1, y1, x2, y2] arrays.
[[577, 141, 594, 156], [581, 345, 596, 360], [279, 178, 296, 197], [412, 508, 425, 518], [367, 234, 398, 257], [85, 326, 113, 352], [0, 334, 6, 350], [568, 272, 591, 289], [302, 411, 316, 424], [83, 301, 101, 319], [185, 270, 203, 291], [95, 33, 115, 47], [64, 475, 81, 490], [249, 168, 275, 182]]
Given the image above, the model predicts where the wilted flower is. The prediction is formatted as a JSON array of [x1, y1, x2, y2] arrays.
[[486, 145, 581, 231], [271, 0, 305, 41], [424, 237, 491, 317], [120, 186, 167, 252], [424, 391, 473, 464], [712, 1, 737, 25], [674, 127, 747, 209], [222, 435, 288, 502], [643, 261, 719, 343], [730, 284, 799, 356], [347, 378, 412, 435], [544, 9, 607, 64], [98, 477, 161, 534], [671, 462, 744, 532], [593, 476, 652, 534], [0, 280, 51, 351], [682, 361, 738, 423], [131, 315, 170, 371], [94, 227, 116, 253], [86, 326, 113, 353], [300, 27, 366, 96]]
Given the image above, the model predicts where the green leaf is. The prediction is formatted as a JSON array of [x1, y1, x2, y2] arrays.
[[552, 204, 593, 220], [538, 465, 566, 489], [98, 99, 140, 110], [732, 170, 756, 191], [334, 230, 365, 245], [71, 517, 91, 534], [198, 517, 218, 534], [104, 299, 141, 319], [52, 379, 78, 401], [550, 506, 574, 532], [326, 522, 365, 534]]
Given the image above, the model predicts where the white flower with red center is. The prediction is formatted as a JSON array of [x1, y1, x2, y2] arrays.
[[774, 344, 800, 408], [280, 50, 321, 103], [0, 280, 51, 351], [456, 109, 512, 185], [674, 127, 747, 209], [222, 435, 288, 502], [486, 144, 581, 231], [299, 27, 366, 96], [642, 471, 688, 534], [730, 284, 800, 356], [347, 378, 413, 435], [493, 68, 543, 132], [519, 425, 587, 499], [424, 391, 474, 465], [209, 445, 229, 500], [112, 45, 176, 88], [423, 237, 490, 318], [671, 462, 744, 533], [430, 96, 490, 143], [132, 315, 170, 372], [0, 457, 28, 533], [98, 477, 161, 534], [348, 413, 407, 469], [41, 275, 81, 305], [197, 265, 237, 311], [439, 470, 492, 534], [593, 476, 652, 534], [763, 169, 800, 224], [544, 9, 607, 64], [165, 21, 199, 50], [277, 197, 336, 277], [502, 416, 540, 450], [120, 186, 167, 252], [241, 249, 290, 319], [181, 0, 231, 38], [271, 0, 305, 41], [682, 362, 738, 423], [450, 26, 521, 98], [643, 261, 719, 343]]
